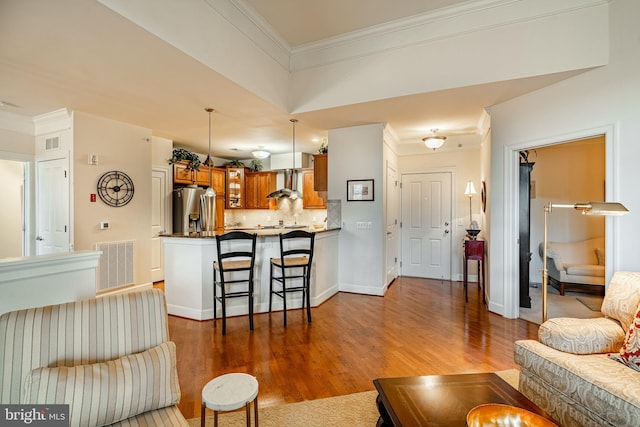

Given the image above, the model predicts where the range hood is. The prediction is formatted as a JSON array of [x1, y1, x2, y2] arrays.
[[267, 119, 302, 199], [267, 169, 301, 199]]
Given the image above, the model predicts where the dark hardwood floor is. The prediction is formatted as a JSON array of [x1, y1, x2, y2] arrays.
[[167, 277, 538, 419]]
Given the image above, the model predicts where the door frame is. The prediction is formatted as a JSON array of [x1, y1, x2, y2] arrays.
[[502, 124, 617, 319], [399, 166, 457, 280]]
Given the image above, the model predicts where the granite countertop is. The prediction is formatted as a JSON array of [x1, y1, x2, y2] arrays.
[[161, 226, 340, 238]]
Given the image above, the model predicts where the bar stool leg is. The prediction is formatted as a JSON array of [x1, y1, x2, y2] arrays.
[[214, 410, 219, 427], [245, 402, 251, 427], [282, 275, 287, 327], [268, 262, 274, 312], [201, 402, 205, 427], [249, 279, 254, 331]]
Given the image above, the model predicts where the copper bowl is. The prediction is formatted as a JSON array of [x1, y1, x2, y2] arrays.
[[467, 404, 558, 427]]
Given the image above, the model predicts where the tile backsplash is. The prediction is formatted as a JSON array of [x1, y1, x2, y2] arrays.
[[225, 198, 327, 227]]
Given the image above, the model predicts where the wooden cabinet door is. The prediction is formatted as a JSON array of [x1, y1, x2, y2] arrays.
[[313, 154, 328, 191], [173, 162, 195, 185], [302, 170, 327, 209], [211, 167, 226, 195], [194, 165, 212, 186], [245, 171, 276, 209]]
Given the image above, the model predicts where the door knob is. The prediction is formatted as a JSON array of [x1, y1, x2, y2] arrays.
[[444, 229, 450, 234], [36, 236, 44, 241]]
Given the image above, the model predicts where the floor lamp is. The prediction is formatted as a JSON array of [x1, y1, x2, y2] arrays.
[[541, 201, 629, 323]]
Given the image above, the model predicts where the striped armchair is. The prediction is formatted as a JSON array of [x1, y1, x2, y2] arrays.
[[0, 288, 188, 427]]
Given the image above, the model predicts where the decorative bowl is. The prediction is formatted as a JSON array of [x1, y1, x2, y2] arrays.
[[466, 229, 481, 239], [467, 404, 558, 427]]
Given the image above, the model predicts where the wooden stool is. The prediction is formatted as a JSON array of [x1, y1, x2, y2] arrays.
[[201, 373, 259, 427]]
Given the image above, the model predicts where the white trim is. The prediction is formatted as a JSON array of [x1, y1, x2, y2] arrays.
[[0, 111, 35, 135], [33, 109, 72, 135]]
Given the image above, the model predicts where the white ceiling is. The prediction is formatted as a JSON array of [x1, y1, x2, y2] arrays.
[[0, 0, 584, 159]]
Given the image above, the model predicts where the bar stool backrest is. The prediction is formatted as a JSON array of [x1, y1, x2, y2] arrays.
[[278, 230, 315, 266], [215, 231, 257, 272]]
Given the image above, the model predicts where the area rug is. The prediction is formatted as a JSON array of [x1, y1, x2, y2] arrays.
[[576, 295, 603, 311], [188, 370, 519, 426]]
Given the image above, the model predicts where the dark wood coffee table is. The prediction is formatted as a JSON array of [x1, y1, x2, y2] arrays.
[[373, 372, 555, 426]]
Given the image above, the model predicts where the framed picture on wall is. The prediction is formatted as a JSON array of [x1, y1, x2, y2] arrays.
[[347, 179, 374, 201]]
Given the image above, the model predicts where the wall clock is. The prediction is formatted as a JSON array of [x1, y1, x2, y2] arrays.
[[97, 171, 135, 207]]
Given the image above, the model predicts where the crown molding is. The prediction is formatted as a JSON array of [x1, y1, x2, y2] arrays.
[[208, 0, 291, 69], [290, 0, 608, 71], [33, 108, 72, 135]]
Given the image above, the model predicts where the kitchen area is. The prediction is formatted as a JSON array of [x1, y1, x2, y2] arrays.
[[162, 149, 342, 321]]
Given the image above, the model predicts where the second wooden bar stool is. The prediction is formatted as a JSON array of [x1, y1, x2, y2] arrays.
[[213, 231, 257, 335], [269, 230, 315, 327]]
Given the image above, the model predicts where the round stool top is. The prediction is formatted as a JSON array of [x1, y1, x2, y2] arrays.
[[202, 373, 259, 411]]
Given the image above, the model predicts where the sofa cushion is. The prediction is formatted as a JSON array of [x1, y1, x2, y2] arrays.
[[601, 272, 640, 332], [565, 264, 605, 277], [547, 237, 603, 266], [539, 317, 625, 354], [22, 341, 180, 427], [609, 304, 640, 372]]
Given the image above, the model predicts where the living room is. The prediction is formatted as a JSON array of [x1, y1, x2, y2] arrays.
[[1, 0, 639, 425]]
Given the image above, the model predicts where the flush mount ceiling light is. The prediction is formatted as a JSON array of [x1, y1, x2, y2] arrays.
[[422, 129, 447, 150], [252, 146, 270, 159]]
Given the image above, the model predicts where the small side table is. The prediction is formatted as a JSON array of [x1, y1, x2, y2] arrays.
[[201, 373, 259, 427], [464, 239, 485, 304]]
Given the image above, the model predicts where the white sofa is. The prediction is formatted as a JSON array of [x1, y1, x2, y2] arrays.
[[0, 288, 189, 427], [515, 271, 640, 426], [541, 236, 605, 295]]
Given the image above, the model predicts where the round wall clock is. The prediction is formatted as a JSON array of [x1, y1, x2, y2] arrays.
[[97, 171, 135, 207]]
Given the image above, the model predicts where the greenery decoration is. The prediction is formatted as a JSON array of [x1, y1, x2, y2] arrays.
[[225, 160, 245, 167], [317, 140, 328, 154], [169, 148, 201, 171], [249, 159, 263, 172]]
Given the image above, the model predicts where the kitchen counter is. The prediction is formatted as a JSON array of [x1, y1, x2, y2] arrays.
[[161, 226, 339, 238], [161, 228, 339, 320]]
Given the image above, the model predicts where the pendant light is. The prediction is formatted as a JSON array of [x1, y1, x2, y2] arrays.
[[204, 108, 215, 197], [200, 108, 217, 236]]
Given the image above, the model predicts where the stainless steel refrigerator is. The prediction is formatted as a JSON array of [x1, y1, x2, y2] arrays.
[[173, 186, 204, 235]]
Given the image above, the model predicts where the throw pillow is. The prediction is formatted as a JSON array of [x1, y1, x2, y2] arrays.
[[22, 341, 180, 427], [609, 304, 640, 372], [601, 272, 640, 332], [595, 247, 605, 266]]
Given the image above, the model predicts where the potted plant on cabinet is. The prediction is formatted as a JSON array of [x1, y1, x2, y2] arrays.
[[169, 148, 202, 171]]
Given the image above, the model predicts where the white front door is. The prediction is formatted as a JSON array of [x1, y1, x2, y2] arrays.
[[386, 162, 399, 285], [401, 172, 452, 279], [36, 158, 69, 254], [151, 167, 171, 282]]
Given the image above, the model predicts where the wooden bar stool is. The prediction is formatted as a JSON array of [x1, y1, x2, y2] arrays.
[[214, 231, 257, 335], [269, 230, 315, 327]]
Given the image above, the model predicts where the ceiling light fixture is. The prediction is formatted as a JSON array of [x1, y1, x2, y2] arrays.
[[252, 146, 270, 159], [422, 129, 447, 150]]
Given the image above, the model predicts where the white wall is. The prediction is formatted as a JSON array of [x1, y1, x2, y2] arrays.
[[73, 112, 153, 286], [329, 124, 386, 295], [488, 0, 640, 318]]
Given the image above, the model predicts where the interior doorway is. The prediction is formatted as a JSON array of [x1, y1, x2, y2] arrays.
[[0, 158, 29, 258], [519, 136, 606, 319]]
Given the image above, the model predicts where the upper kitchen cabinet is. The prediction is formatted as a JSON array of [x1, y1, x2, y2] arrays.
[[313, 154, 327, 192], [226, 166, 248, 209], [302, 170, 327, 209], [173, 161, 225, 190], [245, 171, 277, 209]]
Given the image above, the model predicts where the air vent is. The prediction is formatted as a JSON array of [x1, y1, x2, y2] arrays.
[[45, 136, 60, 150]]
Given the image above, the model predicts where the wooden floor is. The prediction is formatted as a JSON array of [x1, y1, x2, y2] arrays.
[[167, 277, 538, 419]]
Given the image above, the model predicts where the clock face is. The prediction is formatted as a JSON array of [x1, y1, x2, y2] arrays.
[[97, 171, 135, 207]]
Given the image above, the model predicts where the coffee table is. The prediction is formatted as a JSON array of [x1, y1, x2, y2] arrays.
[[373, 372, 555, 427]]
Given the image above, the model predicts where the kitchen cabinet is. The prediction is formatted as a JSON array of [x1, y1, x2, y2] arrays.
[[245, 171, 277, 209], [313, 154, 327, 192], [302, 170, 327, 209], [173, 161, 225, 193], [226, 167, 248, 209]]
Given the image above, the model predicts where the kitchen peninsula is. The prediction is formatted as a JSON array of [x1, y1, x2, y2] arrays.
[[162, 227, 339, 320]]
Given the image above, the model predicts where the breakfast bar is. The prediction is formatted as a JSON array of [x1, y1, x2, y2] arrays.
[[162, 227, 339, 320]]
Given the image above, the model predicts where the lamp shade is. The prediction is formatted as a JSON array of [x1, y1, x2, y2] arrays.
[[422, 129, 447, 150], [464, 181, 477, 196], [580, 202, 629, 216]]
